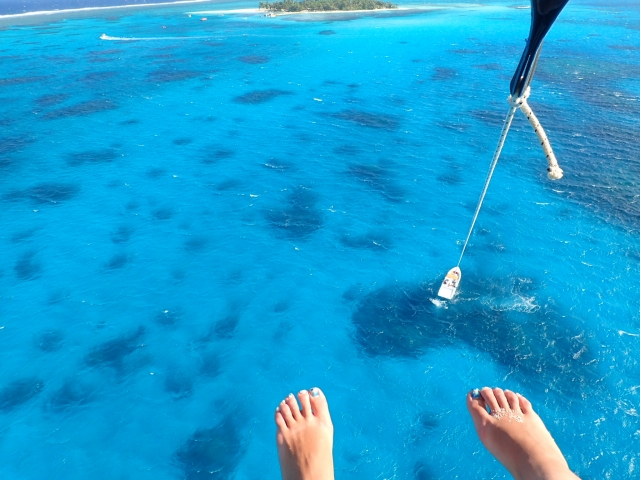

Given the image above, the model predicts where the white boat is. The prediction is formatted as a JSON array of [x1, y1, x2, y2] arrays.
[[437, 266, 461, 300]]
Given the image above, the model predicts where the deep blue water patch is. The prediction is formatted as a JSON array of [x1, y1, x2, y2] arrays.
[[66, 148, 119, 166], [175, 416, 245, 480], [0, 76, 48, 87], [147, 68, 201, 83], [432, 67, 457, 81], [35, 93, 69, 107], [84, 326, 145, 370], [0, 378, 44, 412], [5, 182, 79, 204], [110, 225, 134, 244], [341, 231, 393, 250], [41, 99, 118, 120], [105, 252, 128, 270], [155, 310, 181, 327], [351, 276, 599, 397], [331, 109, 400, 130], [34, 330, 64, 352], [233, 89, 293, 104], [213, 315, 239, 339], [347, 163, 404, 202], [238, 55, 269, 64], [14, 251, 42, 280], [0, 135, 34, 155], [47, 378, 94, 414], [265, 186, 323, 239]]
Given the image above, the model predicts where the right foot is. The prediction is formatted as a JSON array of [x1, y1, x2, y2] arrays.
[[275, 387, 335, 480], [467, 387, 580, 480]]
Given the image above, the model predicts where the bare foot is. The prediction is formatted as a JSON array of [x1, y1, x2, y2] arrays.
[[467, 387, 580, 480], [275, 387, 335, 480]]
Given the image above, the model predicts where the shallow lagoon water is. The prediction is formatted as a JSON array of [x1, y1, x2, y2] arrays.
[[0, 1, 639, 478]]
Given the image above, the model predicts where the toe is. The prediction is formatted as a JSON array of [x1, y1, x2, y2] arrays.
[[308, 387, 331, 421], [275, 409, 288, 432], [516, 393, 533, 414], [285, 393, 302, 420], [493, 388, 510, 411], [504, 390, 521, 413], [480, 387, 500, 413], [279, 400, 296, 427], [298, 390, 312, 418], [466, 390, 491, 423]]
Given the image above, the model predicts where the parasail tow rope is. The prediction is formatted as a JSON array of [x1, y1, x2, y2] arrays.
[[456, 86, 563, 267]]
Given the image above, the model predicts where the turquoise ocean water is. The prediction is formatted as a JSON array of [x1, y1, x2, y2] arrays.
[[1, 0, 639, 478]]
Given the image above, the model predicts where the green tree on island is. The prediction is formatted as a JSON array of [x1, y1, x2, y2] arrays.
[[259, 0, 397, 12]]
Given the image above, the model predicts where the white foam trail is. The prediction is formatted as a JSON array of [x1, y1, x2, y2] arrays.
[[100, 33, 211, 41], [429, 298, 448, 309], [0, 0, 211, 19]]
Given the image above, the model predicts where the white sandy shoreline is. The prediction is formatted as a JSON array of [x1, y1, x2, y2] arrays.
[[0, 0, 211, 19]]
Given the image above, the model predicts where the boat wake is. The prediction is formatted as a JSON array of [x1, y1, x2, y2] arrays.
[[100, 33, 211, 41]]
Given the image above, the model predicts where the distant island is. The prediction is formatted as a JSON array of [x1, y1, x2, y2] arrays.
[[259, 0, 397, 13]]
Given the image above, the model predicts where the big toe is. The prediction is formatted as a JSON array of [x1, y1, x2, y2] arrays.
[[467, 389, 491, 425], [308, 387, 331, 423]]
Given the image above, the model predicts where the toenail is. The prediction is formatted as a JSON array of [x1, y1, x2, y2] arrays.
[[299, 390, 307, 396], [471, 388, 481, 399], [310, 387, 320, 397], [288, 393, 294, 398]]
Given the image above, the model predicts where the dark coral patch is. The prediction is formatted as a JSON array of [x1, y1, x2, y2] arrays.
[[155, 310, 181, 327], [239, 55, 269, 64], [233, 89, 292, 104], [35, 330, 64, 352], [48, 379, 93, 413], [473, 63, 502, 71], [0, 378, 44, 412], [351, 277, 599, 397], [165, 370, 193, 399], [609, 45, 640, 51], [105, 253, 128, 270], [213, 315, 238, 339], [432, 67, 457, 81], [42, 99, 117, 120], [111, 225, 134, 244], [334, 145, 360, 156], [4, 183, 79, 204], [265, 186, 322, 238], [448, 49, 480, 55], [66, 148, 119, 166], [319, 30, 336, 35], [0, 76, 48, 87], [84, 326, 145, 369], [152, 207, 173, 220], [173, 138, 193, 146], [347, 164, 404, 202], [14, 251, 42, 280], [341, 232, 392, 250], [83, 71, 118, 82], [184, 236, 208, 253], [331, 110, 399, 130], [148, 69, 200, 83], [90, 49, 123, 56], [146, 167, 165, 179], [175, 417, 244, 479], [35, 93, 69, 107], [0, 136, 34, 155], [202, 149, 235, 164], [470, 109, 505, 128], [200, 353, 221, 377]]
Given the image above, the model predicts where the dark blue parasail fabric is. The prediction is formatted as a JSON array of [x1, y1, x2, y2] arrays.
[[510, 0, 571, 97]]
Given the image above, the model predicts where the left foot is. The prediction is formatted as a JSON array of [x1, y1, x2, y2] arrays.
[[275, 387, 334, 480]]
